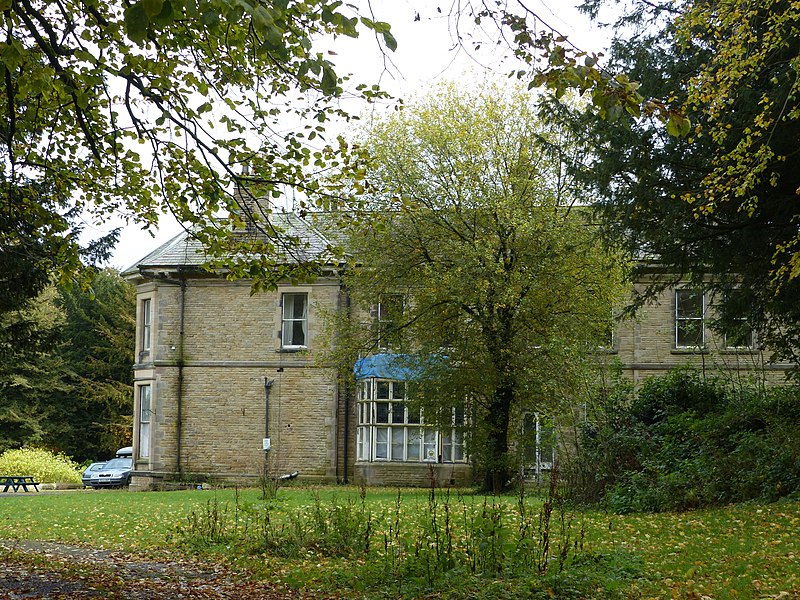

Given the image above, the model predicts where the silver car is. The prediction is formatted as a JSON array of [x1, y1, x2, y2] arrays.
[[81, 462, 106, 488], [89, 456, 132, 488]]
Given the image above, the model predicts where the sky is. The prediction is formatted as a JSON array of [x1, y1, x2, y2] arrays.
[[107, 1, 614, 271]]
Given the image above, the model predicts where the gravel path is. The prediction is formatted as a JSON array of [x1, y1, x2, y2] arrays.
[[0, 540, 320, 599]]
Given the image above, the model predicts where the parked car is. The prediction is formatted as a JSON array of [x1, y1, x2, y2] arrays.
[[81, 462, 106, 488], [89, 455, 132, 488]]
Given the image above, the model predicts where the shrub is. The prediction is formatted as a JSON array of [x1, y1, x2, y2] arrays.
[[0, 447, 82, 484], [565, 369, 800, 512]]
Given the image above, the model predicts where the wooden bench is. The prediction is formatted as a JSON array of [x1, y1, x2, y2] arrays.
[[0, 476, 40, 492]]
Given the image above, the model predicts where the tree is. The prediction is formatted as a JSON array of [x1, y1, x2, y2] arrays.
[[0, 269, 134, 460], [55, 269, 135, 460], [330, 82, 625, 492], [0, 0, 396, 292], [569, 0, 800, 369], [0, 286, 70, 452]]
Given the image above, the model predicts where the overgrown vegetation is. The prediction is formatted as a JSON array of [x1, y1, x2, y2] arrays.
[[566, 369, 800, 513], [175, 481, 639, 598], [0, 447, 82, 484], [0, 487, 798, 597]]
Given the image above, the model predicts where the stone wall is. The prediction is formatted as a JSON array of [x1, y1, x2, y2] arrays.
[[614, 283, 792, 385], [132, 274, 345, 486], [354, 462, 473, 487]]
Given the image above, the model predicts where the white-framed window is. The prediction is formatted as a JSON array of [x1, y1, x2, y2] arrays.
[[138, 384, 152, 459], [376, 294, 404, 350], [720, 291, 755, 349], [356, 378, 466, 464], [723, 321, 755, 350], [140, 298, 152, 354], [675, 289, 705, 348], [442, 406, 465, 462], [522, 413, 555, 480], [281, 292, 308, 348]]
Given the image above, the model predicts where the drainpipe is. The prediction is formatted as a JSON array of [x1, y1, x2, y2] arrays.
[[264, 378, 274, 443], [263, 377, 275, 458], [176, 276, 186, 476], [342, 288, 352, 484]]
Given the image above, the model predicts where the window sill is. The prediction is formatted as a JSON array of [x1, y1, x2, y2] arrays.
[[357, 459, 454, 464], [671, 348, 709, 355], [718, 348, 759, 355], [591, 347, 618, 355], [278, 347, 308, 353]]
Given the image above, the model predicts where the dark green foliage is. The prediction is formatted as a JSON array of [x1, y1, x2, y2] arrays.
[[0, 288, 70, 451], [54, 269, 135, 460], [569, 370, 800, 512], [571, 1, 800, 371], [0, 269, 134, 461]]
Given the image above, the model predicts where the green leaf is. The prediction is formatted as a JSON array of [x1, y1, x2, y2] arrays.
[[76, 91, 89, 110], [202, 10, 221, 26], [321, 65, 337, 95], [1, 40, 26, 72], [153, 0, 175, 27], [142, 0, 163, 18], [124, 4, 149, 45], [666, 116, 681, 137], [382, 30, 397, 52]]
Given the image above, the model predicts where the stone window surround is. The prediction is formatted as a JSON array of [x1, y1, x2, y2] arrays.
[[279, 289, 310, 351]]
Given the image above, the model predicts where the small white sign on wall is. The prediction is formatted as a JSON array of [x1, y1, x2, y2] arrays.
[[263, 438, 271, 451]]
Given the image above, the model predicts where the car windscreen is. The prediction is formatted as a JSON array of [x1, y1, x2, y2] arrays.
[[102, 458, 132, 469]]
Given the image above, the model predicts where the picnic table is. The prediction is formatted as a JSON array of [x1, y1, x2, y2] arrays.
[[0, 476, 40, 493]]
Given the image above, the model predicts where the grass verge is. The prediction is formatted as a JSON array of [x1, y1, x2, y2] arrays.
[[0, 487, 797, 599]]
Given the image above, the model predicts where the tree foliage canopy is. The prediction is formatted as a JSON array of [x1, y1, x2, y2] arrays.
[[569, 0, 800, 368], [0, 0, 394, 291], [329, 82, 625, 491]]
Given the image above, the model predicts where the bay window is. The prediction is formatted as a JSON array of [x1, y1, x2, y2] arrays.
[[356, 378, 466, 464]]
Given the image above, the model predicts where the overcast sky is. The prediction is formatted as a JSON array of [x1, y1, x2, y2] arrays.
[[106, 1, 613, 270]]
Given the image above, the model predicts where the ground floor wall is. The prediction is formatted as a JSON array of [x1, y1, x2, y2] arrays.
[[354, 462, 473, 487], [132, 361, 341, 489]]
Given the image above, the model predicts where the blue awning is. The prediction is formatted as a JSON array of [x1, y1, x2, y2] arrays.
[[354, 354, 419, 381]]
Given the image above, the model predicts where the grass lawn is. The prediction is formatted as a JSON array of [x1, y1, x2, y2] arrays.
[[0, 486, 797, 599]]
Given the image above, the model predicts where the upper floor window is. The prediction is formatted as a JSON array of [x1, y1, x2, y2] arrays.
[[281, 293, 308, 348], [376, 294, 404, 350], [675, 289, 705, 348], [140, 298, 152, 353], [724, 326, 755, 350]]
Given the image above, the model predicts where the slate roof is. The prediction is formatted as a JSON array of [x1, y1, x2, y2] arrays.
[[122, 211, 340, 276]]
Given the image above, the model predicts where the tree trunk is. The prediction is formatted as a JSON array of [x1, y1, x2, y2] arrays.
[[480, 381, 514, 493]]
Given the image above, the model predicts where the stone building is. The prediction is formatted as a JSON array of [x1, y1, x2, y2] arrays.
[[123, 213, 792, 490], [613, 263, 793, 385], [123, 211, 472, 490]]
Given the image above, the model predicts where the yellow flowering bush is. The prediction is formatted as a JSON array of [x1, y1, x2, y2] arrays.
[[0, 448, 82, 484]]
